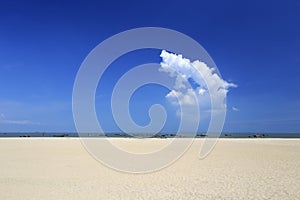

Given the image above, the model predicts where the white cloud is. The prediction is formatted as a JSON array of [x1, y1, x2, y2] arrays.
[[0, 113, 39, 125], [0, 119, 37, 125], [159, 50, 237, 115], [198, 88, 206, 95], [232, 106, 239, 111], [166, 89, 197, 105]]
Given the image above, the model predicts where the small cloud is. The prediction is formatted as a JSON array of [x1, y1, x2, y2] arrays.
[[198, 88, 206, 95], [232, 106, 239, 112], [0, 113, 40, 125], [1, 120, 39, 125]]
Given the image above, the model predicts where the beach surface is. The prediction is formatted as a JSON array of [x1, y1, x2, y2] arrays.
[[0, 138, 299, 199]]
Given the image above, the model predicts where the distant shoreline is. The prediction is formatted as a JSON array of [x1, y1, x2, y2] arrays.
[[0, 132, 300, 138]]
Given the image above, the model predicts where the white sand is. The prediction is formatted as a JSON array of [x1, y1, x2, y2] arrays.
[[0, 138, 299, 199]]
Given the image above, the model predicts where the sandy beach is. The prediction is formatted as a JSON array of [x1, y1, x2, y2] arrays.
[[0, 138, 299, 199]]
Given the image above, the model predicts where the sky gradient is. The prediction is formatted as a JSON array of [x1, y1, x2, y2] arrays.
[[0, 0, 299, 133]]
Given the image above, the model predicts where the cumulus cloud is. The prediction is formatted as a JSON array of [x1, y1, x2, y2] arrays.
[[159, 50, 237, 115], [166, 88, 197, 106]]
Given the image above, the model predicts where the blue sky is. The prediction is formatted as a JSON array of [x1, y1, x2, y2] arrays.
[[0, 0, 299, 133]]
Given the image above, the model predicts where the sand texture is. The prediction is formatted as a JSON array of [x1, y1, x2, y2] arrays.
[[0, 138, 299, 199]]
